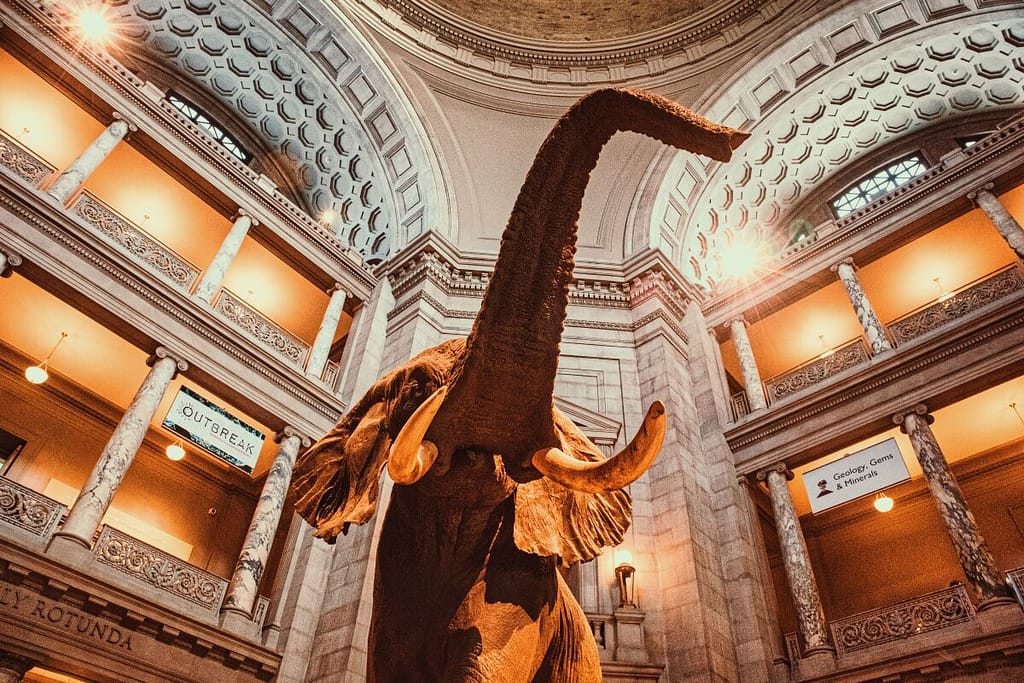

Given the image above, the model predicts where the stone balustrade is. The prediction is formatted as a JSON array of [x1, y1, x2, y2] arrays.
[[213, 288, 310, 368], [888, 265, 1024, 345], [92, 525, 227, 614], [830, 584, 975, 655], [0, 130, 56, 186], [71, 191, 201, 291], [765, 339, 870, 403], [0, 476, 65, 541]]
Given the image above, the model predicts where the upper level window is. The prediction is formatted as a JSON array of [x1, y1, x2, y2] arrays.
[[830, 154, 928, 218], [167, 91, 252, 164]]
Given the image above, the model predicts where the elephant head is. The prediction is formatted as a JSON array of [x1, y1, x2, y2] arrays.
[[289, 88, 746, 680]]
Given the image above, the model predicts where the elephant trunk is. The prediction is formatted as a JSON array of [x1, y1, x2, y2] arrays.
[[431, 89, 747, 472]]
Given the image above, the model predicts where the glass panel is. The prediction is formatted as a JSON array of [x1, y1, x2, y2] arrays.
[[166, 91, 251, 164], [831, 155, 928, 218]]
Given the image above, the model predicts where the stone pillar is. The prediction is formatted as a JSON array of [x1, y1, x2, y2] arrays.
[[54, 348, 187, 548], [830, 258, 892, 355], [305, 284, 348, 381], [222, 427, 309, 627], [969, 184, 1024, 260], [0, 651, 35, 683], [894, 405, 1013, 607], [756, 464, 832, 657], [194, 210, 256, 303], [729, 317, 767, 412], [47, 117, 133, 203], [0, 250, 22, 278]]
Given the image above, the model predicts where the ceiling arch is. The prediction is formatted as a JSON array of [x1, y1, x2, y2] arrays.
[[106, 0, 445, 263], [645, 2, 1024, 286]]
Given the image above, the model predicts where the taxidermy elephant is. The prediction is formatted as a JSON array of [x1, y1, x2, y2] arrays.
[[290, 88, 747, 682]]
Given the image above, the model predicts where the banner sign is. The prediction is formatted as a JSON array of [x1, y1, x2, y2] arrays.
[[802, 437, 910, 514], [162, 386, 265, 474]]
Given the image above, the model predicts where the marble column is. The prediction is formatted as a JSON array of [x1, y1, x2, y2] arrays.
[[54, 348, 187, 548], [729, 317, 768, 412], [194, 210, 256, 303], [0, 250, 22, 278], [894, 405, 1012, 606], [830, 258, 892, 355], [222, 427, 308, 618], [47, 118, 133, 203], [757, 464, 832, 655], [969, 184, 1024, 260], [305, 284, 348, 381], [0, 651, 34, 683]]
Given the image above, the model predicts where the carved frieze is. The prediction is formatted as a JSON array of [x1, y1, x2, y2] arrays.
[[765, 339, 869, 402], [71, 193, 200, 291], [0, 477, 65, 540], [889, 266, 1024, 345], [830, 584, 975, 655], [0, 132, 55, 186], [214, 289, 310, 368], [93, 525, 227, 612]]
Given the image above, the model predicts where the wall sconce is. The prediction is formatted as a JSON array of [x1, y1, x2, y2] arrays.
[[873, 491, 894, 513], [817, 334, 834, 360], [614, 549, 637, 609], [165, 439, 186, 461], [24, 331, 68, 384], [932, 277, 954, 303]]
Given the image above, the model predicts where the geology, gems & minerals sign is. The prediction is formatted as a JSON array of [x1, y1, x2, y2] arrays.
[[802, 437, 910, 514]]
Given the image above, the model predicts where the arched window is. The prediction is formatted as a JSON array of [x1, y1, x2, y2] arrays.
[[830, 154, 928, 218], [167, 91, 252, 164]]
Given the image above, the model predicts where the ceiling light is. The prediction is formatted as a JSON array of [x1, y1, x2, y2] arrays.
[[75, 5, 114, 44], [24, 331, 68, 385], [873, 492, 894, 513], [817, 334, 835, 360], [166, 439, 186, 461]]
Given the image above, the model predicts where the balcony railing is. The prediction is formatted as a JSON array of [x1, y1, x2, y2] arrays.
[[213, 288, 310, 368], [888, 264, 1024, 345], [0, 476, 65, 541], [92, 524, 228, 615], [0, 130, 55, 186], [70, 190, 201, 291], [765, 338, 870, 404], [829, 584, 975, 655]]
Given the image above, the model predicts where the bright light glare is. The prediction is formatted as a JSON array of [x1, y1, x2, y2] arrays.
[[614, 548, 633, 567], [76, 6, 114, 43], [24, 364, 48, 384], [873, 493, 894, 513], [166, 441, 186, 461], [719, 242, 765, 280]]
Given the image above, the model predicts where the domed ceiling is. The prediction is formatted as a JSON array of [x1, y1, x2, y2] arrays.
[[427, 0, 714, 42]]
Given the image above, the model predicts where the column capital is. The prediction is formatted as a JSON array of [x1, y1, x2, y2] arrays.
[[234, 208, 260, 226], [276, 426, 312, 448], [727, 316, 748, 329], [327, 283, 348, 297], [892, 403, 933, 431], [147, 346, 189, 376], [966, 182, 995, 203], [829, 257, 856, 273], [111, 111, 139, 133], [0, 251, 23, 278], [755, 462, 793, 482]]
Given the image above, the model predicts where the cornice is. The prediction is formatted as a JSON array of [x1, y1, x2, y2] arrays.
[[346, 0, 811, 90], [0, 176, 342, 437], [728, 290, 1024, 474]]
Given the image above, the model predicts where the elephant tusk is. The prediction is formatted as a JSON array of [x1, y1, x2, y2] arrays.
[[387, 385, 448, 485], [532, 401, 666, 494]]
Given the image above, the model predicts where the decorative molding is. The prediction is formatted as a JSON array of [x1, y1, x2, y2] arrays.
[[0, 131, 55, 186], [213, 289, 310, 368], [92, 525, 228, 613], [0, 476, 65, 540], [830, 584, 975, 655], [889, 266, 1024, 345], [71, 192, 200, 292], [765, 339, 869, 402]]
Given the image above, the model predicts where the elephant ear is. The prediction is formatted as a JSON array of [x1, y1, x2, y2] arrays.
[[513, 407, 631, 566], [290, 339, 463, 541]]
